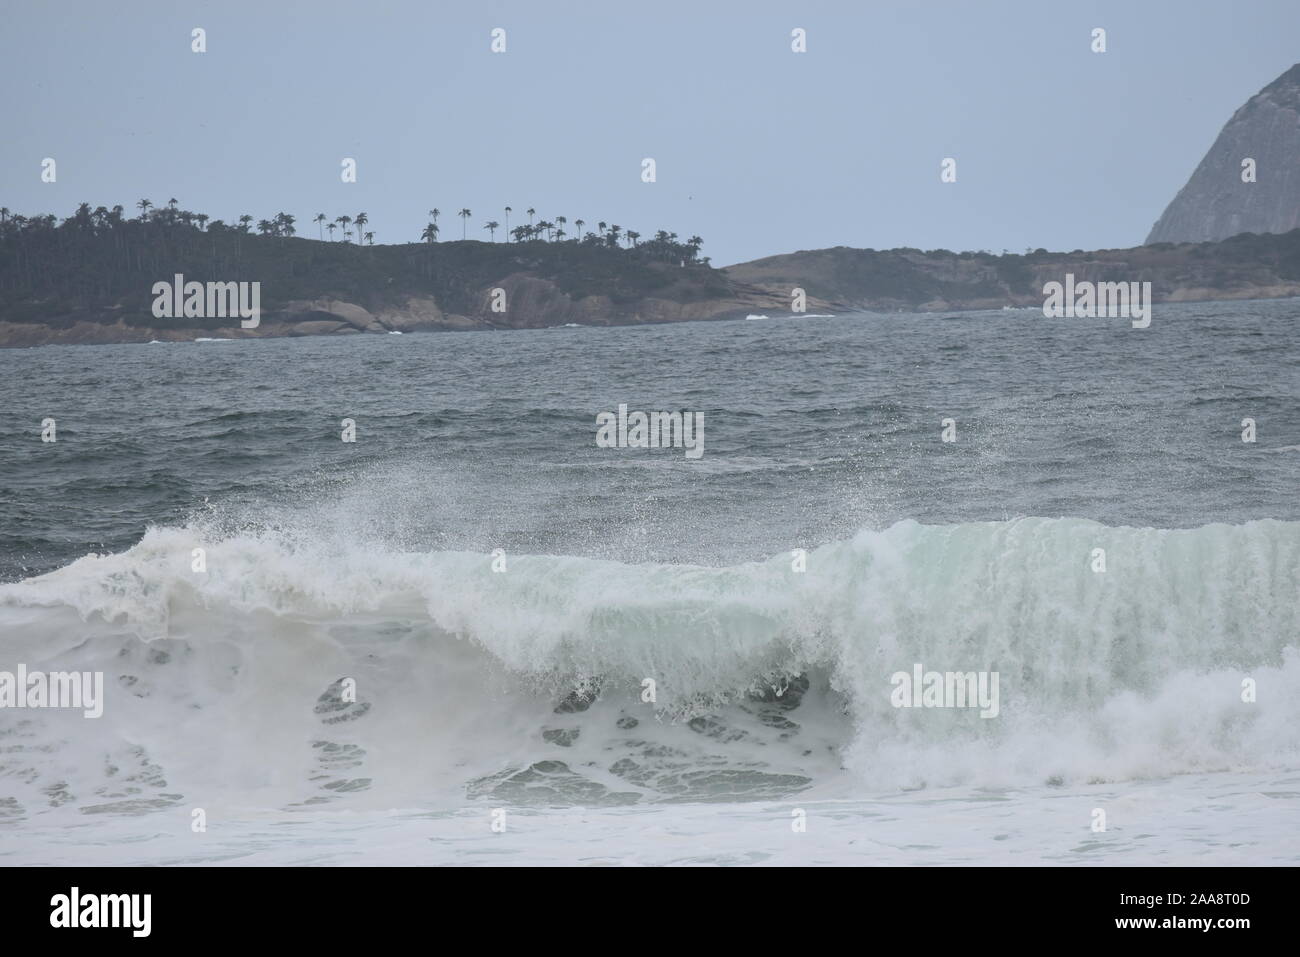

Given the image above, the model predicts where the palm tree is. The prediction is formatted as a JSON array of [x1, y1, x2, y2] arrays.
[[196, 214, 209, 231], [556, 216, 567, 238], [526, 208, 535, 227], [137, 199, 153, 220], [421, 223, 438, 243], [238, 214, 253, 233], [484, 221, 500, 241], [504, 207, 512, 239], [574, 219, 584, 240], [354, 212, 368, 241], [626, 230, 640, 248], [336, 215, 352, 242], [429, 208, 440, 227], [315, 213, 327, 239], [328, 222, 337, 241], [459, 208, 471, 239], [597, 221, 607, 236], [364, 231, 374, 245]]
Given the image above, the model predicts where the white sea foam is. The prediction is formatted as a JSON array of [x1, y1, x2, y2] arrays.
[[2, 516, 1297, 825]]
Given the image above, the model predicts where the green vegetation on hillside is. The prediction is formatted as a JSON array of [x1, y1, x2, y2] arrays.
[[5, 201, 1300, 340], [0, 201, 718, 330]]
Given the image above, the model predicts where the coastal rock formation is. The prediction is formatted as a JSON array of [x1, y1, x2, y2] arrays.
[[1146, 63, 1300, 244], [4, 228, 1300, 347]]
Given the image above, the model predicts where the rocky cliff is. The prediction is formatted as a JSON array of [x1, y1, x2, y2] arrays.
[[1146, 63, 1300, 244]]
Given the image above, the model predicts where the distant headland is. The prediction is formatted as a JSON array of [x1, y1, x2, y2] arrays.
[[1, 200, 1299, 348]]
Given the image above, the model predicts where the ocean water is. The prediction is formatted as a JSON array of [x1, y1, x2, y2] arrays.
[[1, 301, 1297, 866]]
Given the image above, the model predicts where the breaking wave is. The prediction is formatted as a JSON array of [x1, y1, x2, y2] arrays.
[[1, 517, 1297, 819]]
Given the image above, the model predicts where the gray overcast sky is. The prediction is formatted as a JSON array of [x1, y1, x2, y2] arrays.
[[3, 0, 1297, 265]]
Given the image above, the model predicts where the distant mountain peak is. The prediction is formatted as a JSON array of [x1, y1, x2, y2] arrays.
[[1261, 62, 1300, 95], [1146, 63, 1300, 244]]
